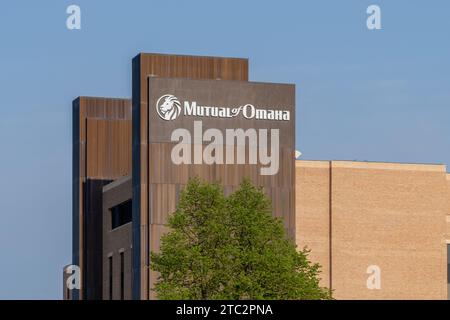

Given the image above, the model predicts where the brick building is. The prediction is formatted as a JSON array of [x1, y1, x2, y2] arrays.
[[65, 53, 450, 300]]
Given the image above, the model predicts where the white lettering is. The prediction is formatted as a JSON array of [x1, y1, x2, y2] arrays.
[[66, 5, 81, 30], [367, 5, 382, 30], [65, 265, 81, 290], [243, 104, 255, 119], [180, 100, 290, 121], [184, 101, 196, 116], [171, 129, 191, 164], [258, 129, 280, 175], [170, 121, 280, 175], [203, 128, 224, 164], [225, 128, 258, 165], [366, 265, 381, 289]]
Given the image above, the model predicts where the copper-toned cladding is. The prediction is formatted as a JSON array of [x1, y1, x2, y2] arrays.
[[132, 53, 295, 299], [75, 53, 289, 300], [73, 97, 132, 299], [132, 53, 251, 299]]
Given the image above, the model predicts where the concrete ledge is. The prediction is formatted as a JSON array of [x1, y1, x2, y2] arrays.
[[296, 160, 446, 172], [103, 175, 132, 193]]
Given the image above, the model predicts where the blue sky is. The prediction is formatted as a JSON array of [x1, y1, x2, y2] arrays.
[[0, 0, 449, 299]]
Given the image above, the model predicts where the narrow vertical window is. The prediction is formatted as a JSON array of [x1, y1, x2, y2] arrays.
[[120, 251, 125, 300], [108, 256, 113, 300], [111, 200, 132, 229]]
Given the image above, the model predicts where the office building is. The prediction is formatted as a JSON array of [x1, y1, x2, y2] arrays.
[[66, 53, 450, 300]]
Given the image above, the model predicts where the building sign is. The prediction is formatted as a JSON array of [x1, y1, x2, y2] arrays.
[[149, 78, 295, 177], [156, 94, 291, 121]]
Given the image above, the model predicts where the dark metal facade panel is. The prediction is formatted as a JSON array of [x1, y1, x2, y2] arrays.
[[131, 55, 142, 300], [83, 179, 112, 300], [132, 53, 250, 299], [72, 97, 132, 300]]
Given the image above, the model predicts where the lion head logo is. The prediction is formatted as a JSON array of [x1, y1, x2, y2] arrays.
[[156, 94, 182, 121]]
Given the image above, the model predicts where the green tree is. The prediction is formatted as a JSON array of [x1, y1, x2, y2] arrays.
[[150, 178, 332, 300]]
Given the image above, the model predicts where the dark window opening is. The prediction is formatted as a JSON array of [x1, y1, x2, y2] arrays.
[[120, 252, 124, 300], [108, 256, 113, 300], [448, 263, 450, 284], [111, 200, 132, 229], [447, 244, 450, 284]]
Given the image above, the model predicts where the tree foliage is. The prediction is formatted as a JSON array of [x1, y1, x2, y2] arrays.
[[150, 178, 332, 300]]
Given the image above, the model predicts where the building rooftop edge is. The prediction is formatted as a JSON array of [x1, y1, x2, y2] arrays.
[[102, 175, 132, 193], [296, 159, 447, 172], [136, 52, 249, 62], [147, 76, 294, 87], [74, 96, 131, 102]]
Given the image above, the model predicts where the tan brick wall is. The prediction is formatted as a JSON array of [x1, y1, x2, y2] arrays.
[[295, 161, 331, 288], [443, 173, 449, 301], [296, 160, 448, 300], [447, 175, 450, 237]]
